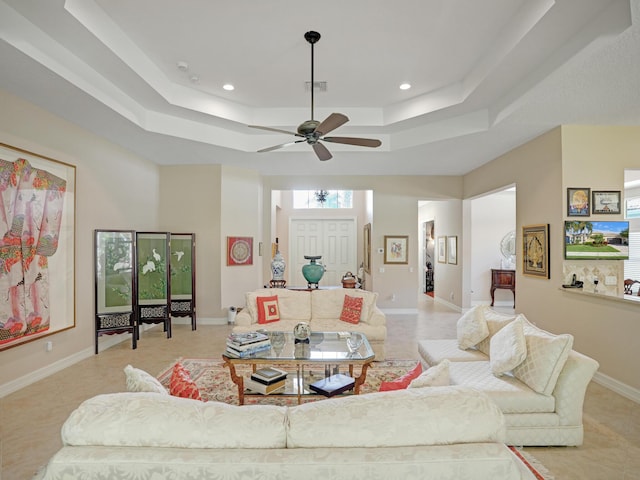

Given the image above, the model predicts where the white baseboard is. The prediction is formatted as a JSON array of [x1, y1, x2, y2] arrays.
[[0, 318, 229, 398], [380, 308, 419, 315], [433, 296, 463, 312], [592, 371, 640, 404]]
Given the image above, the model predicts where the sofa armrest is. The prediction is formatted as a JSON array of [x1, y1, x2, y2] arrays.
[[235, 309, 255, 327], [363, 306, 386, 327], [552, 350, 599, 426]]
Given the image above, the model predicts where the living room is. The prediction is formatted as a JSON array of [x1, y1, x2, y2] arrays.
[[1, 1, 639, 478]]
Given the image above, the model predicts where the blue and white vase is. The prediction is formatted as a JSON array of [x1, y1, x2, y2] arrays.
[[271, 249, 286, 280]]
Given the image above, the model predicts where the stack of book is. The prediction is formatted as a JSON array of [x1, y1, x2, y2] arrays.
[[225, 332, 271, 358], [245, 367, 287, 395], [309, 373, 355, 397]]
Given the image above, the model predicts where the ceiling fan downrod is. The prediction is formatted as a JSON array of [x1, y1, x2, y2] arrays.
[[305, 31, 321, 122]]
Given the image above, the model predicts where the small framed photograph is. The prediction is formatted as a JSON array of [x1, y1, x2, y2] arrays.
[[567, 188, 590, 216], [592, 190, 621, 214], [437, 236, 447, 264], [447, 236, 458, 265], [384, 235, 409, 264], [522, 224, 550, 279]]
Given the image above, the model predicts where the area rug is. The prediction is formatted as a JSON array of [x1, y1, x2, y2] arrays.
[[157, 357, 553, 480]]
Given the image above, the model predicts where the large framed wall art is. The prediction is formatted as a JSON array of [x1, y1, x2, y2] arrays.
[[170, 233, 196, 330], [136, 232, 171, 338], [0, 143, 76, 350], [94, 230, 137, 353], [522, 224, 550, 278]]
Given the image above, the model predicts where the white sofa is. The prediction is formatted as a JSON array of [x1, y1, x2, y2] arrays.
[[417, 305, 599, 447], [35, 387, 537, 480], [233, 288, 387, 360]]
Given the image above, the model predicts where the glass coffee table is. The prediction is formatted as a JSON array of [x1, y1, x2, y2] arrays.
[[222, 331, 375, 405]]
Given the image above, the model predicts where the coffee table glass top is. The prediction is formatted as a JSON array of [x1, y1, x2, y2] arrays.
[[225, 331, 374, 362]]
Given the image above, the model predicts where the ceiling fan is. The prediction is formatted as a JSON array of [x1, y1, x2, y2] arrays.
[[249, 31, 382, 161]]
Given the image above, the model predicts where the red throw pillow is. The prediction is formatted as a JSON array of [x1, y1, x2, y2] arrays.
[[169, 362, 202, 400], [340, 294, 364, 324], [257, 295, 280, 324], [378, 362, 423, 392]]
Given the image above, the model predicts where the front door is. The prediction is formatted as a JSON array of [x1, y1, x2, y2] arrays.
[[290, 218, 357, 287]]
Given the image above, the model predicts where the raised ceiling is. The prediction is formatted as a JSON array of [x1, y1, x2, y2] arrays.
[[0, 0, 638, 175]]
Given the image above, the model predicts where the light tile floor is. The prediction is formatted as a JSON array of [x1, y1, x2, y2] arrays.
[[1, 296, 638, 479]]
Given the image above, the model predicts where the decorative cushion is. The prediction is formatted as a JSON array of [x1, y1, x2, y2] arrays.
[[409, 359, 450, 388], [489, 315, 527, 376], [457, 305, 490, 349], [124, 365, 168, 395], [379, 362, 423, 391], [476, 307, 518, 356], [169, 363, 202, 400], [340, 294, 364, 324], [256, 295, 280, 324], [512, 319, 574, 395]]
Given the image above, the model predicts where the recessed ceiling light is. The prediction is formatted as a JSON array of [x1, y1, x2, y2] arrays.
[[399, 83, 411, 90], [223, 84, 235, 91]]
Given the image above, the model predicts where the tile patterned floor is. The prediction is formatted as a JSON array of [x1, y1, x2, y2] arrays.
[[1, 296, 638, 479]]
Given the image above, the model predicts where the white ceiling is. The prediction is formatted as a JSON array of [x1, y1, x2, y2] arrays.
[[0, 0, 638, 176]]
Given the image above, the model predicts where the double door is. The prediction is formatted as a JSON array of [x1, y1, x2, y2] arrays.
[[290, 219, 357, 286]]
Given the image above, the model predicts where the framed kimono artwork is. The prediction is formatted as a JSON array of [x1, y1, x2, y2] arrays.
[[0, 143, 76, 350]]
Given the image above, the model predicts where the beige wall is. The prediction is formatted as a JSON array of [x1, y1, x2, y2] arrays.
[[464, 126, 640, 390], [0, 90, 159, 388]]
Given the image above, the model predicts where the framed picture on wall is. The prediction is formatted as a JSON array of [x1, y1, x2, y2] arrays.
[[227, 236, 253, 266], [0, 143, 76, 350], [447, 236, 458, 265], [567, 187, 590, 217], [592, 190, 621, 214], [522, 224, 550, 278], [384, 235, 409, 264], [437, 236, 447, 263]]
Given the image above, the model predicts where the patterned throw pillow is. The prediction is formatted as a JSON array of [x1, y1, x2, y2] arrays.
[[379, 362, 423, 391], [489, 316, 527, 376], [124, 365, 168, 395], [257, 295, 280, 324], [169, 363, 202, 400], [340, 294, 364, 324], [456, 305, 490, 350], [408, 359, 450, 388]]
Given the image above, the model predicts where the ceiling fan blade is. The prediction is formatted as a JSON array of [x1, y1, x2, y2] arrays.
[[321, 137, 382, 148], [249, 125, 302, 137], [314, 113, 349, 135], [312, 142, 333, 161], [258, 140, 305, 153]]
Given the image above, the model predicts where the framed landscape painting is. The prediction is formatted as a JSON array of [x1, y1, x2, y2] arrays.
[[0, 143, 76, 350]]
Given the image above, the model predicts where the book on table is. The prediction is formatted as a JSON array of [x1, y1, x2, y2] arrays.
[[228, 332, 269, 346], [224, 343, 271, 358], [309, 374, 355, 397], [251, 367, 287, 385], [244, 377, 286, 395], [226, 338, 271, 352]]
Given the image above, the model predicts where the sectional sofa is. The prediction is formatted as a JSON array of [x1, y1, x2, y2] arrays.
[[35, 386, 537, 479], [233, 288, 387, 360], [418, 305, 599, 447]]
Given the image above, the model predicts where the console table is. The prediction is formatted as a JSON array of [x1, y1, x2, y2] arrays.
[[490, 269, 516, 308]]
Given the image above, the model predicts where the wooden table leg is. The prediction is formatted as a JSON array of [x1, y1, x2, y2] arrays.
[[222, 357, 244, 405], [352, 363, 370, 394]]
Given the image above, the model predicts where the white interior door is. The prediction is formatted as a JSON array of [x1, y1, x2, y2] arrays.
[[290, 218, 357, 286]]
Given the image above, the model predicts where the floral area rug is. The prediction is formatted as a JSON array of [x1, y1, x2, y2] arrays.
[[157, 357, 418, 406]]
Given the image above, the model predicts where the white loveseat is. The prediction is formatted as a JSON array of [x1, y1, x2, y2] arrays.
[[417, 305, 599, 447], [35, 387, 537, 480], [233, 288, 387, 359]]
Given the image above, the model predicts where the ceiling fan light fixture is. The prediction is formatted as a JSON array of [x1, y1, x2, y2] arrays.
[[399, 83, 411, 90], [223, 84, 235, 91]]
